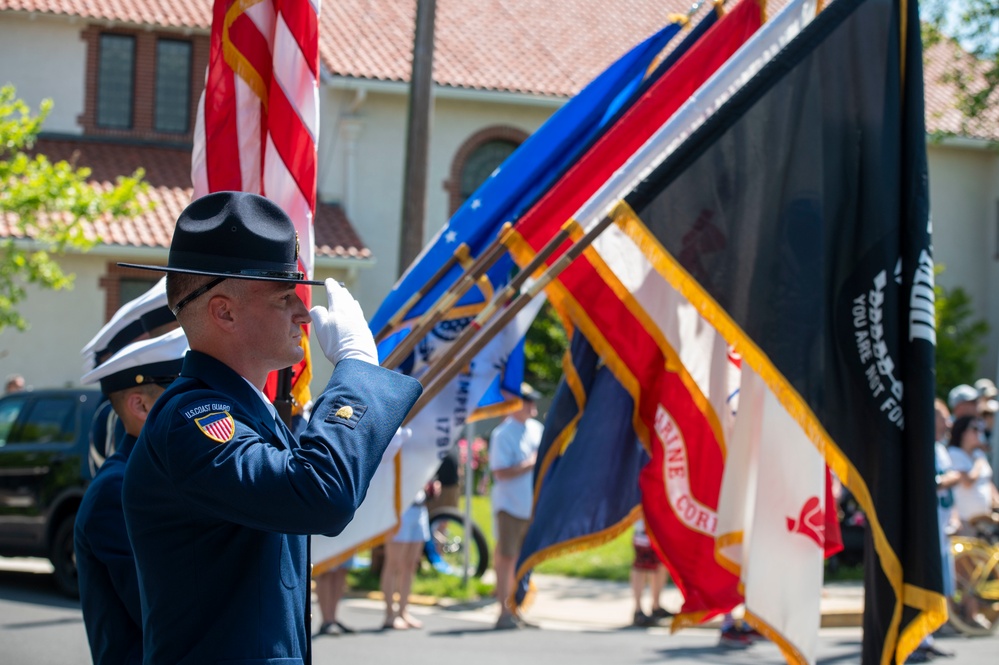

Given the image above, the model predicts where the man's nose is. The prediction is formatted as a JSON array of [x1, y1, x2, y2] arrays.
[[292, 293, 311, 323]]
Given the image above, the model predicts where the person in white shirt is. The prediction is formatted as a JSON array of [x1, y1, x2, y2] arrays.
[[947, 415, 999, 534], [489, 383, 544, 630]]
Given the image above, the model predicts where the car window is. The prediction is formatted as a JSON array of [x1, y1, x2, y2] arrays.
[[13, 398, 77, 445], [0, 396, 26, 447]]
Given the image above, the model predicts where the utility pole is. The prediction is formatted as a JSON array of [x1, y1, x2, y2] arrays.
[[397, 0, 437, 275]]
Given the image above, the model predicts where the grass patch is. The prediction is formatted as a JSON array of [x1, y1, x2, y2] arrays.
[[824, 561, 865, 582], [461, 495, 635, 583], [347, 562, 494, 602]]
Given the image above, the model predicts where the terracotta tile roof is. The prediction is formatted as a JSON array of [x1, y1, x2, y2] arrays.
[[922, 35, 999, 143], [0, 138, 370, 260], [1, 0, 995, 141], [1, 0, 210, 29]]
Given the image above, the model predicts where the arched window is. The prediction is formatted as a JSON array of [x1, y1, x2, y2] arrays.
[[459, 139, 517, 203], [446, 126, 528, 215]]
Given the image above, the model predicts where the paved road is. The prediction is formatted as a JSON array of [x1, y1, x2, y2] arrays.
[[0, 562, 996, 665]]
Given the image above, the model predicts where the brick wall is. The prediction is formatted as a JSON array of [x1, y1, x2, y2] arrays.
[[78, 24, 209, 144]]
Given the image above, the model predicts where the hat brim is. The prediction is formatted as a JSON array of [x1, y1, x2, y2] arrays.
[[117, 262, 325, 286]]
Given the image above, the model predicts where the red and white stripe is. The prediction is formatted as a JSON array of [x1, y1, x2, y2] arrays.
[[192, 0, 320, 405], [192, 0, 319, 278]]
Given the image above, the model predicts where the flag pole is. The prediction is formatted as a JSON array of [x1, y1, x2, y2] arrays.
[[380, 222, 513, 369], [375, 242, 471, 343], [404, 207, 620, 425], [416, 218, 581, 388]]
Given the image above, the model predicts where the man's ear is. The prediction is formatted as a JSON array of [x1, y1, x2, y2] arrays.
[[124, 391, 150, 422], [206, 294, 237, 332]]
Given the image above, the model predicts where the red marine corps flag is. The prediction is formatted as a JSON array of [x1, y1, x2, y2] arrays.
[[192, 0, 320, 412]]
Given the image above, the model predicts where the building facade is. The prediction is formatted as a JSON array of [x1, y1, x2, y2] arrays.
[[1, 0, 997, 393]]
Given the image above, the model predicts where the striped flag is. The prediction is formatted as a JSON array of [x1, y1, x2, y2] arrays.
[[192, 0, 320, 411], [509, 0, 944, 661], [504, 0, 767, 625]]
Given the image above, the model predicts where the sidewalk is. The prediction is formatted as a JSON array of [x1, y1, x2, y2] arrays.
[[365, 573, 865, 632], [2, 555, 863, 632]]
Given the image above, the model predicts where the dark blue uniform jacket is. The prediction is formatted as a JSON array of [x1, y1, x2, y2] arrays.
[[76, 433, 143, 665], [123, 352, 421, 664]]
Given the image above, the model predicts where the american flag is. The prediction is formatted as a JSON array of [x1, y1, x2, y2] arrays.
[[191, 0, 320, 411]]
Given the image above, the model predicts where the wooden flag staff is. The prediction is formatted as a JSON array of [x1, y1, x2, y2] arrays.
[[416, 218, 581, 389], [375, 242, 471, 344], [380, 222, 513, 369], [404, 205, 622, 425]]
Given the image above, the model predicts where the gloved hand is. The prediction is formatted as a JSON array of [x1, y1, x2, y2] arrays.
[[309, 279, 378, 366]]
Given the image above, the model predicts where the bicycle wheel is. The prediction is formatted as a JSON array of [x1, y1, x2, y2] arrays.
[[947, 538, 999, 636], [427, 506, 490, 578]]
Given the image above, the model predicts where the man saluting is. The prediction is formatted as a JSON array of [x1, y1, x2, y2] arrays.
[[121, 192, 421, 664]]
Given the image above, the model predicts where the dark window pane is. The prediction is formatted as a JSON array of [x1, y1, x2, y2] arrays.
[[118, 278, 159, 309], [96, 34, 135, 129], [155, 39, 192, 133], [16, 399, 76, 445], [459, 140, 518, 204]]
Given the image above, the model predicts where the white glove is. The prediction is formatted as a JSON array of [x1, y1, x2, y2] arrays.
[[309, 279, 378, 366]]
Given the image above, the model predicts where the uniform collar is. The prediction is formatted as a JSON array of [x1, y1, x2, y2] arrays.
[[179, 351, 286, 443], [242, 377, 278, 422]]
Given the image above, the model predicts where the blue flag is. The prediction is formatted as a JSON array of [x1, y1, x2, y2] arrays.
[[514, 334, 648, 607], [369, 20, 685, 336]]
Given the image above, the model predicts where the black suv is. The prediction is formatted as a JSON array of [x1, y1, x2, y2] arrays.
[[0, 388, 102, 596]]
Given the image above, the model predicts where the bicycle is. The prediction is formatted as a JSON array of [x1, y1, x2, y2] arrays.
[[947, 515, 999, 636], [424, 506, 490, 578]]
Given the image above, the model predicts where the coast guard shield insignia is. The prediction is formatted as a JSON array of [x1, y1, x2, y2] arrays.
[[195, 411, 236, 443]]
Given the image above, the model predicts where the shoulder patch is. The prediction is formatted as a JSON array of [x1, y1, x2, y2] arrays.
[[181, 399, 234, 422], [325, 402, 367, 429], [194, 411, 236, 444]]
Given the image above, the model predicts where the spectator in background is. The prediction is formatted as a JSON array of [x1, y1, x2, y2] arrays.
[[630, 514, 671, 627], [490, 383, 544, 630], [947, 415, 999, 534], [314, 559, 355, 637], [979, 398, 997, 446], [909, 399, 960, 662], [381, 492, 430, 630], [948, 384, 979, 419], [946, 414, 999, 634], [4, 373, 24, 394], [975, 378, 998, 403], [427, 446, 460, 513], [982, 380, 999, 480]]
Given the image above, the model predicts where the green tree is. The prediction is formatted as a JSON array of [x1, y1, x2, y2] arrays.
[[935, 272, 990, 400], [0, 85, 147, 331], [524, 301, 568, 395], [921, 0, 999, 125]]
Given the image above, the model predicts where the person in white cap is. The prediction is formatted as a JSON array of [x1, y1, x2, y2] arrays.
[[80, 277, 175, 373], [947, 384, 979, 419], [80, 278, 179, 474], [74, 329, 189, 665]]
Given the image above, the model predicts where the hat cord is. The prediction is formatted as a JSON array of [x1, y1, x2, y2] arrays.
[[172, 277, 227, 316]]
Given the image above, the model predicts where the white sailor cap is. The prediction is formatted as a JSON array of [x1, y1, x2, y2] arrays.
[[81, 278, 173, 371], [82, 328, 188, 395]]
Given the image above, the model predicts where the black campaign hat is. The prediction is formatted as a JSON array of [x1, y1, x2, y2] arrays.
[[119, 191, 323, 286]]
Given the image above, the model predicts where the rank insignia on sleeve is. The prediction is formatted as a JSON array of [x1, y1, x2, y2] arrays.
[[325, 402, 366, 429], [195, 411, 236, 444]]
